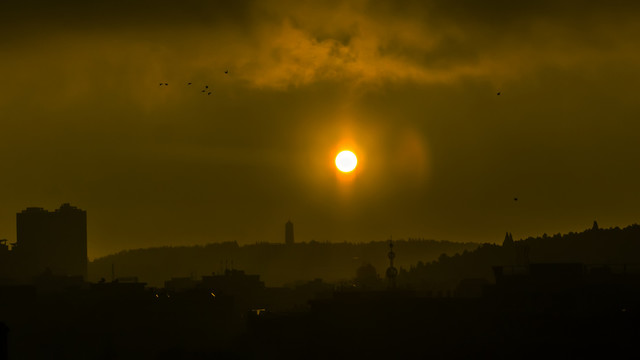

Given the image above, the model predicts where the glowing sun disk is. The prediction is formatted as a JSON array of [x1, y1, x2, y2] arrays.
[[335, 150, 357, 172]]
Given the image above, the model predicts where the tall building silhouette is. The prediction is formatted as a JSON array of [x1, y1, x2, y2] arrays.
[[285, 220, 294, 245], [14, 203, 87, 279]]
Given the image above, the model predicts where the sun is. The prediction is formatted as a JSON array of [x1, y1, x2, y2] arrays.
[[335, 150, 357, 173]]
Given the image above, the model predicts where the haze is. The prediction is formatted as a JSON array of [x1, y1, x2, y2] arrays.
[[1, 0, 639, 259]]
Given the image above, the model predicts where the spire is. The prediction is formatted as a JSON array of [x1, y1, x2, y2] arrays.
[[592, 221, 599, 231], [385, 238, 398, 289], [503, 232, 514, 246]]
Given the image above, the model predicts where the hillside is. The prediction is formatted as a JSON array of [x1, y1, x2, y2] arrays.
[[400, 223, 640, 291], [89, 239, 479, 287]]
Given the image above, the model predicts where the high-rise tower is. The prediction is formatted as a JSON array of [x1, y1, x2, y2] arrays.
[[14, 203, 87, 279], [285, 220, 294, 245]]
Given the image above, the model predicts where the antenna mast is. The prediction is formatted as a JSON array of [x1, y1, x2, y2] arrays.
[[386, 237, 398, 289]]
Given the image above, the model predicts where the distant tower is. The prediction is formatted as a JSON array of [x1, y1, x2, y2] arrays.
[[386, 238, 398, 289], [285, 220, 294, 245], [592, 221, 599, 231]]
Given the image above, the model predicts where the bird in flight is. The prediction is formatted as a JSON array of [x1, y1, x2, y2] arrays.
[[205, 85, 209, 89], [207, 92, 212, 95], [514, 197, 518, 202], [224, 69, 229, 74], [187, 82, 192, 85], [497, 91, 501, 95], [201, 90, 205, 93], [159, 83, 163, 86], [164, 83, 168, 86]]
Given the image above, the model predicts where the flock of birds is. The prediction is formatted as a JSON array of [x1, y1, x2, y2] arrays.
[[158, 74, 517, 200], [158, 69, 229, 96]]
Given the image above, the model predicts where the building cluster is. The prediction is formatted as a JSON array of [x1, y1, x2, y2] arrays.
[[0, 203, 87, 283]]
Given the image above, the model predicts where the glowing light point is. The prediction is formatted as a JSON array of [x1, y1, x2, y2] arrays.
[[335, 150, 357, 172]]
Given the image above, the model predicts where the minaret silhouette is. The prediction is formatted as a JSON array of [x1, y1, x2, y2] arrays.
[[385, 238, 398, 289]]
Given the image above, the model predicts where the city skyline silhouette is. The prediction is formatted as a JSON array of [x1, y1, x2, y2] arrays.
[[1, 203, 640, 358], [2, 0, 640, 358]]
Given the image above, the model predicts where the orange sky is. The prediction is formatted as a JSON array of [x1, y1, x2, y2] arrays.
[[1, 0, 640, 259]]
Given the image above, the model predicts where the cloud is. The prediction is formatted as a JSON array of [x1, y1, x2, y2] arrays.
[[2, 0, 639, 96], [212, 0, 640, 89]]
